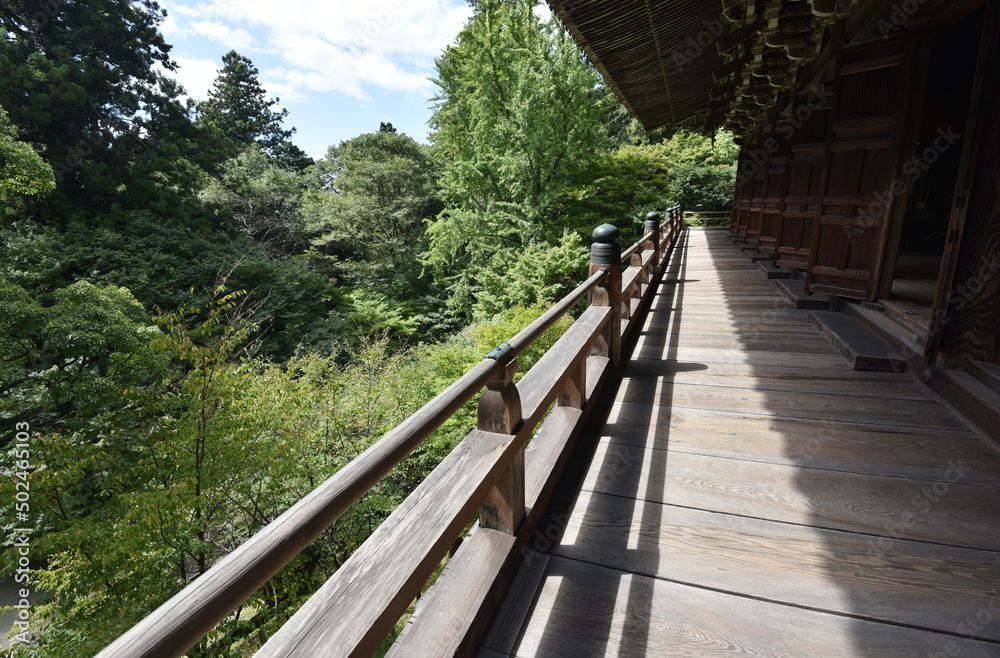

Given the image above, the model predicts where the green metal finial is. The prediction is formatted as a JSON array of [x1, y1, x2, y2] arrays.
[[592, 223, 620, 244], [591, 224, 620, 265], [645, 211, 661, 231]]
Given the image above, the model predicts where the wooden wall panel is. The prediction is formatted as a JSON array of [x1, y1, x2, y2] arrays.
[[732, 151, 752, 236]]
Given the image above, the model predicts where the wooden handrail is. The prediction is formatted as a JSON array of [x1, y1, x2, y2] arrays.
[[98, 207, 684, 658], [619, 233, 649, 263], [683, 209, 732, 228], [96, 356, 507, 658], [96, 273, 607, 658], [256, 306, 614, 656]]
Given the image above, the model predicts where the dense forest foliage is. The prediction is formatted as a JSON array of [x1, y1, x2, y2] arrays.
[[0, 0, 736, 653]]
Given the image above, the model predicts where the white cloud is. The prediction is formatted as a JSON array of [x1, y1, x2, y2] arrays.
[[164, 55, 221, 101], [163, 0, 472, 100], [189, 20, 255, 51]]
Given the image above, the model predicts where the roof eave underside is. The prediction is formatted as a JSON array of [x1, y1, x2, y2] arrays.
[[548, 0, 726, 130]]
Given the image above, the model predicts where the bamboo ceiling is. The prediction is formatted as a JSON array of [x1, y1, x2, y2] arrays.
[[547, 0, 730, 130]]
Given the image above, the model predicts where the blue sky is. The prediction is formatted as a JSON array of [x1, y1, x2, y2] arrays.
[[156, 0, 487, 159]]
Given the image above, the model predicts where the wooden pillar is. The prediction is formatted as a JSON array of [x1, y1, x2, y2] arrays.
[[589, 224, 622, 370], [477, 354, 524, 534]]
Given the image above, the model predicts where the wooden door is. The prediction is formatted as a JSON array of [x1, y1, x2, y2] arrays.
[[757, 151, 789, 256], [774, 100, 830, 270], [744, 162, 769, 244], [732, 150, 752, 236], [804, 34, 920, 300]]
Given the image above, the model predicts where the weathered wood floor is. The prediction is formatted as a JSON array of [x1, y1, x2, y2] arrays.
[[479, 229, 1000, 657]]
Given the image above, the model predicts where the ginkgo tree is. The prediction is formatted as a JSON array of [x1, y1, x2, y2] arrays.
[[424, 0, 614, 315]]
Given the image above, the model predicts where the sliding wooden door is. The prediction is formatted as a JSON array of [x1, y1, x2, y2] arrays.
[[757, 149, 789, 256], [804, 34, 920, 300], [774, 98, 830, 270], [744, 162, 768, 245]]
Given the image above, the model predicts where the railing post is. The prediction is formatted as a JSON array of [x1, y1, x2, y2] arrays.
[[645, 211, 661, 275], [477, 351, 524, 534], [589, 224, 622, 370]]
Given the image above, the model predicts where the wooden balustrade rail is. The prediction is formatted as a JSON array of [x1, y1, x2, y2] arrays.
[[97, 206, 682, 658], [683, 209, 733, 227]]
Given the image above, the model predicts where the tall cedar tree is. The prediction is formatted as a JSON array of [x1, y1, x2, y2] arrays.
[[198, 51, 312, 171], [0, 0, 217, 223]]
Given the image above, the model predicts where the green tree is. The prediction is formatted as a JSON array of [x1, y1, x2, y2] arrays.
[[197, 51, 311, 171], [559, 144, 674, 245], [473, 230, 589, 319], [667, 163, 737, 212], [0, 289, 313, 655], [0, 280, 159, 437], [0, 0, 217, 223], [302, 131, 439, 269], [657, 129, 738, 212], [0, 104, 54, 201], [299, 130, 447, 342], [201, 145, 305, 257], [0, 214, 342, 362], [657, 128, 739, 168], [424, 0, 613, 314]]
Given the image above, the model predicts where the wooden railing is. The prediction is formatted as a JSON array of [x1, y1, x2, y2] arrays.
[[97, 206, 683, 658], [683, 209, 732, 227]]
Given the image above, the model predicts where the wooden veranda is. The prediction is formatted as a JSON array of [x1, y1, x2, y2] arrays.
[[101, 220, 1000, 657], [477, 229, 1000, 657]]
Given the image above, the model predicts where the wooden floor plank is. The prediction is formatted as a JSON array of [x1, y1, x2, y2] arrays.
[[508, 556, 1000, 658], [630, 341, 850, 368], [599, 404, 1000, 483], [580, 441, 1000, 549], [641, 321, 822, 336], [553, 491, 1000, 641], [619, 359, 933, 401], [610, 381, 967, 430]]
